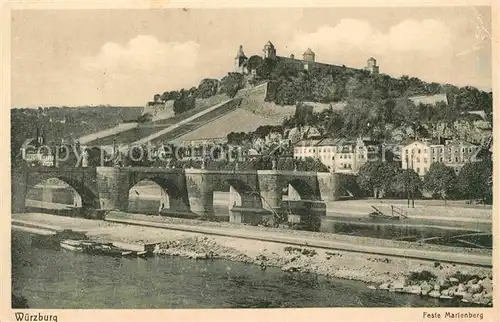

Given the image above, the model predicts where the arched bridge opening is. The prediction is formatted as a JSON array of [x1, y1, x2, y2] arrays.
[[282, 178, 321, 202], [128, 177, 189, 216], [24, 177, 99, 215], [211, 178, 262, 221]]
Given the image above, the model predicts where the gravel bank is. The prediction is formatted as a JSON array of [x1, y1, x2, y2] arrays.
[[107, 212, 492, 256], [12, 212, 493, 306]]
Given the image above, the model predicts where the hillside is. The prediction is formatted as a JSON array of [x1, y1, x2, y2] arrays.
[[10, 106, 143, 157], [83, 94, 232, 146], [170, 82, 294, 143]]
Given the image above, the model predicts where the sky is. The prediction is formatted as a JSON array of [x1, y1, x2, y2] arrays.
[[11, 6, 493, 108]]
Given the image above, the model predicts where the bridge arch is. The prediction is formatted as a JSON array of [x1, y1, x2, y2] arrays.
[[25, 176, 99, 211], [128, 176, 189, 215], [224, 178, 262, 209], [283, 178, 321, 201]]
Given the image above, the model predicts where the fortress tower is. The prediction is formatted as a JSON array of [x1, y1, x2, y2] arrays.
[[235, 45, 248, 74], [303, 48, 315, 63], [365, 57, 379, 74], [262, 41, 276, 59]]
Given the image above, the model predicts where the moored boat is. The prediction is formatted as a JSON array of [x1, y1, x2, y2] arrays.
[[135, 251, 152, 258], [91, 244, 134, 257], [60, 239, 84, 252]]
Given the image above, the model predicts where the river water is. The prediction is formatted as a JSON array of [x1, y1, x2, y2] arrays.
[[12, 231, 466, 308]]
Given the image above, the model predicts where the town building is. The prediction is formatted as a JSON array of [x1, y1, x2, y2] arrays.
[[20, 128, 55, 167], [442, 140, 483, 174], [401, 139, 482, 176], [293, 137, 381, 174], [401, 140, 437, 176], [408, 93, 448, 106], [293, 139, 321, 160]]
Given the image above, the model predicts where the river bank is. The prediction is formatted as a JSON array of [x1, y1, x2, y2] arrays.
[[12, 212, 493, 306]]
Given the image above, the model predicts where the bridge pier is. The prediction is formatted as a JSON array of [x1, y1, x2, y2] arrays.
[[257, 170, 282, 211], [11, 168, 28, 213], [165, 195, 191, 214], [185, 172, 214, 218], [96, 167, 130, 211], [317, 172, 341, 202]]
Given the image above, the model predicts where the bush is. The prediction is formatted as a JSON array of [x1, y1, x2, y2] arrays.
[[407, 270, 437, 283]]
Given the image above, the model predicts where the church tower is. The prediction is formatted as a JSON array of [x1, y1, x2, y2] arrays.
[[262, 41, 276, 59], [235, 45, 248, 74]]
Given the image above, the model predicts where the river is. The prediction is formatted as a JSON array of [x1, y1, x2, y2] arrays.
[[12, 231, 468, 308]]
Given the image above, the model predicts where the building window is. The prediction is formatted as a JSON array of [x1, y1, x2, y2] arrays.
[[424, 158, 428, 163], [424, 149, 428, 153], [418, 149, 421, 154], [432, 148, 435, 153], [405, 149, 408, 154], [416, 168, 420, 174], [416, 157, 420, 162], [440, 157, 443, 162], [455, 157, 459, 162]]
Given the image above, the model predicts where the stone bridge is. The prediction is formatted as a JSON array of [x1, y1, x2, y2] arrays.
[[12, 166, 341, 223]]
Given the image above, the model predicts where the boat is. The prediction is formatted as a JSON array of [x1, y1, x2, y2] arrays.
[[135, 251, 152, 258], [90, 244, 134, 257], [368, 205, 401, 220], [59, 239, 132, 257], [60, 239, 84, 252]]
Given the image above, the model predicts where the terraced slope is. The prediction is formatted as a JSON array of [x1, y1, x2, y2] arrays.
[[171, 82, 296, 143], [83, 94, 232, 146]]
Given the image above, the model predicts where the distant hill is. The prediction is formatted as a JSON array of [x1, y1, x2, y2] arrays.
[[10, 106, 143, 157]]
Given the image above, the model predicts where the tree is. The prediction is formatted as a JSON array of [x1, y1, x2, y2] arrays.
[[423, 162, 457, 200], [395, 169, 422, 206], [357, 161, 399, 198], [277, 157, 295, 171], [457, 159, 493, 204], [173, 92, 196, 115], [197, 78, 219, 99], [220, 73, 245, 98], [295, 157, 328, 172]]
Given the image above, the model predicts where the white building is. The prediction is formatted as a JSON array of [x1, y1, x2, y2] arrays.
[[294, 137, 381, 174], [401, 141, 435, 176], [402, 139, 482, 176], [293, 139, 321, 160]]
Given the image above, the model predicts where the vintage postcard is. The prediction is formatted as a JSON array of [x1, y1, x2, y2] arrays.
[[1, 0, 498, 321]]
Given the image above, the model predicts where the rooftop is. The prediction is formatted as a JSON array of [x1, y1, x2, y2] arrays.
[[409, 94, 448, 106]]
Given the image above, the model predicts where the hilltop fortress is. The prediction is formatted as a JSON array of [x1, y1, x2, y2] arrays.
[[235, 41, 379, 76]]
